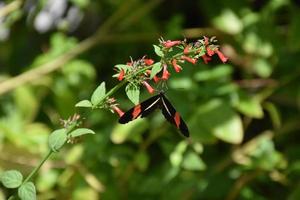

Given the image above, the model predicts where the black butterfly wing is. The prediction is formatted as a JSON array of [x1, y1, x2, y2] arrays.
[[119, 94, 161, 124], [160, 94, 189, 137]]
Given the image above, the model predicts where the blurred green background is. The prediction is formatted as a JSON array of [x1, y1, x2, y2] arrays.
[[1, 0, 300, 199]]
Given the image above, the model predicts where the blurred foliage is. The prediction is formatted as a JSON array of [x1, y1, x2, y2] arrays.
[[1, 0, 300, 199]]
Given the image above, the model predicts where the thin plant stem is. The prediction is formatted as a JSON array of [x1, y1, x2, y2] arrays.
[[22, 150, 53, 184]]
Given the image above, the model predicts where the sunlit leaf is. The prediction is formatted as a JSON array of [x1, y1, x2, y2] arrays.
[[48, 129, 67, 152], [150, 62, 162, 79], [190, 99, 243, 144], [91, 82, 106, 106], [0, 170, 23, 188], [18, 182, 36, 200], [75, 100, 92, 108], [153, 45, 164, 57], [111, 119, 148, 144], [125, 83, 140, 105], [182, 152, 206, 171], [69, 128, 95, 138]]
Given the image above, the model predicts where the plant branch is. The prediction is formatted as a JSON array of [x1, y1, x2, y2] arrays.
[[22, 150, 53, 184], [0, 0, 140, 96], [0, 0, 23, 19]]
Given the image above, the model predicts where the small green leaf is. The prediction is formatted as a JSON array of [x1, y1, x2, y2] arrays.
[[182, 152, 206, 171], [150, 62, 162, 79], [75, 100, 92, 108], [91, 82, 106, 106], [114, 64, 131, 71], [111, 119, 148, 144], [234, 92, 264, 119], [48, 129, 67, 152], [153, 45, 164, 57], [125, 84, 140, 105], [18, 182, 36, 200], [69, 128, 95, 138], [0, 170, 23, 188]]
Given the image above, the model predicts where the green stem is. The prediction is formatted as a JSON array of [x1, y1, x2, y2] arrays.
[[22, 150, 53, 184]]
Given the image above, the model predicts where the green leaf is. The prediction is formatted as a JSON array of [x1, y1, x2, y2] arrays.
[[134, 152, 149, 171], [170, 141, 188, 167], [194, 65, 233, 81], [111, 119, 148, 144], [190, 99, 243, 144], [182, 152, 206, 171], [91, 82, 106, 106], [114, 64, 131, 71], [234, 92, 264, 118], [75, 100, 92, 108], [213, 9, 243, 34], [70, 0, 90, 8], [253, 58, 272, 78], [48, 129, 67, 152], [0, 170, 23, 188], [69, 128, 95, 138], [18, 182, 36, 200], [150, 62, 162, 79], [153, 45, 164, 57], [125, 84, 140, 105]]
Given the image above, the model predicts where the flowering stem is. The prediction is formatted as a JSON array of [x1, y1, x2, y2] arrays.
[[22, 122, 78, 184]]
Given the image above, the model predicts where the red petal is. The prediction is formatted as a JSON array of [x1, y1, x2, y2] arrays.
[[181, 56, 197, 65], [112, 105, 124, 117], [171, 59, 182, 73], [162, 40, 181, 48], [206, 46, 215, 56], [183, 45, 190, 54], [144, 59, 154, 66], [142, 81, 155, 94], [201, 54, 212, 64], [162, 64, 171, 80], [118, 69, 125, 81], [216, 49, 228, 63]]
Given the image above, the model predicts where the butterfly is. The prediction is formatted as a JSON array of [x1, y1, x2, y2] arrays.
[[118, 92, 189, 137]]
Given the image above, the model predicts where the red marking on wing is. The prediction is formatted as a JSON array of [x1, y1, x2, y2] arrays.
[[132, 104, 141, 119], [174, 112, 181, 128]]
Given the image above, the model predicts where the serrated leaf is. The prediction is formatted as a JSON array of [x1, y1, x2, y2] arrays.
[[75, 100, 92, 107], [153, 45, 164, 57], [0, 170, 23, 188], [150, 62, 162, 79], [69, 128, 95, 138], [18, 182, 36, 200], [48, 129, 67, 152], [91, 82, 106, 106], [125, 84, 140, 105]]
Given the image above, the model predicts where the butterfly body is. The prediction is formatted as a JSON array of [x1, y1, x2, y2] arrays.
[[118, 92, 189, 137]]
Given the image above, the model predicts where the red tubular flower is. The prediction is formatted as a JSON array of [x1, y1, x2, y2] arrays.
[[126, 61, 133, 66], [206, 46, 215, 56], [204, 36, 209, 46], [162, 40, 181, 48], [118, 69, 125, 81], [162, 64, 170, 80], [112, 105, 124, 117], [181, 55, 197, 65], [201, 54, 212, 64], [215, 49, 228, 63], [153, 75, 160, 83], [144, 59, 154, 66], [142, 81, 155, 94], [183, 45, 190, 54], [171, 59, 182, 73]]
